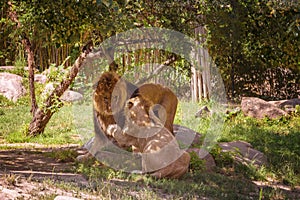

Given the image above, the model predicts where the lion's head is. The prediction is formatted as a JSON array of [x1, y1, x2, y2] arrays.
[[93, 72, 127, 116]]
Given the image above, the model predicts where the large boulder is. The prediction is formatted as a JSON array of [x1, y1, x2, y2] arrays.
[[241, 97, 287, 119], [173, 124, 202, 147], [219, 141, 267, 167], [0, 72, 26, 102]]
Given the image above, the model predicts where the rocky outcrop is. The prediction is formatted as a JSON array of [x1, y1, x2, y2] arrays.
[[195, 106, 211, 118], [0, 73, 26, 102], [241, 97, 287, 119], [269, 98, 300, 114]]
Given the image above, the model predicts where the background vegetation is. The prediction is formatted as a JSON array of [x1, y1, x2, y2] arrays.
[[1, 0, 299, 101]]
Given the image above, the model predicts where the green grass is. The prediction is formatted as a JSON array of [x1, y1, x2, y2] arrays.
[[220, 114, 300, 186], [74, 159, 298, 200], [176, 101, 300, 187], [0, 98, 82, 145], [1, 97, 300, 199]]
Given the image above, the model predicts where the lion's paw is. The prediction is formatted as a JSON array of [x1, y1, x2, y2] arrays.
[[107, 124, 121, 137]]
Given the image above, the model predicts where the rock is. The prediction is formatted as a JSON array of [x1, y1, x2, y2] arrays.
[[241, 97, 287, 119], [60, 90, 83, 103], [0, 188, 21, 199], [42, 83, 83, 103], [219, 141, 267, 167], [0, 72, 26, 102], [34, 74, 47, 84], [187, 148, 216, 172], [42, 82, 55, 98], [0, 66, 28, 71], [269, 98, 300, 114], [173, 124, 202, 147], [195, 105, 211, 118], [0, 66, 15, 71], [54, 196, 81, 200], [269, 99, 297, 108]]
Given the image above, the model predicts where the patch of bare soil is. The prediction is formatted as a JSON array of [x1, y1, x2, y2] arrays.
[[0, 144, 96, 199]]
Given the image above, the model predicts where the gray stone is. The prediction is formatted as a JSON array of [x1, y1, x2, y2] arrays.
[[34, 74, 47, 84], [0, 72, 26, 102], [269, 98, 300, 109], [42, 83, 83, 103], [41, 82, 55, 98], [60, 90, 83, 103], [195, 105, 211, 118], [269, 98, 300, 114], [173, 124, 202, 147], [219, 140, 267, 167], [241, 97, 287, 119]]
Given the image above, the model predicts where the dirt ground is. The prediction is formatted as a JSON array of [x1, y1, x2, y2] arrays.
[[0, 144, 96, 199], [0, 143, 300, 200]]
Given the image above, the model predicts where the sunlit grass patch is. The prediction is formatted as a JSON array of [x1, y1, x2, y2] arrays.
[[0, 103, 85, 145]]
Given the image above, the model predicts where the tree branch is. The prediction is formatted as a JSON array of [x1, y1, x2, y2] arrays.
[[28, 42, 93, 136], [135, 55, 177, 85]]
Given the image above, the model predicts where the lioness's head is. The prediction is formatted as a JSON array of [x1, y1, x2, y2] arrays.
[[124, 96, 165, 138]]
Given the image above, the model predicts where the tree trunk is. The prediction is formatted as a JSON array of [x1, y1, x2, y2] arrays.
[[24, 37, 38, 114], [8, 1, 38, 114], [28, 43, 93, 136]]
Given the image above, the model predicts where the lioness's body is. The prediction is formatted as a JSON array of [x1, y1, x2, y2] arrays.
[[108, 96, 190, 179]]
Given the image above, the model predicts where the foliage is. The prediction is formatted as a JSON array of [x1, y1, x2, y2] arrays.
[[201, 0, 300, 100], [189, 151, 206, 172]]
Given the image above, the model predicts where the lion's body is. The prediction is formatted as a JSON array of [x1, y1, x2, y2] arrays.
[[131, 83, 178, 134]]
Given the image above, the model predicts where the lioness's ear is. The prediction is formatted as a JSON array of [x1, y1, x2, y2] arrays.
[[127, 100, 134, 109]]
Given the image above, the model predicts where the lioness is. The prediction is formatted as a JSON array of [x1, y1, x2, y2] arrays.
[[107, 96, 190, 179]]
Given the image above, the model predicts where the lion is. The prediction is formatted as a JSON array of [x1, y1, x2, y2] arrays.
[[130, 83, 178, 134], [93, 72, 178, 136], [93, 71, 136, 139], [107, 96, 190, 179]]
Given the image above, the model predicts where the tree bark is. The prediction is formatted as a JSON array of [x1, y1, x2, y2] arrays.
[[28, 43, 93, 136], [8, 1, 38, 114]]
